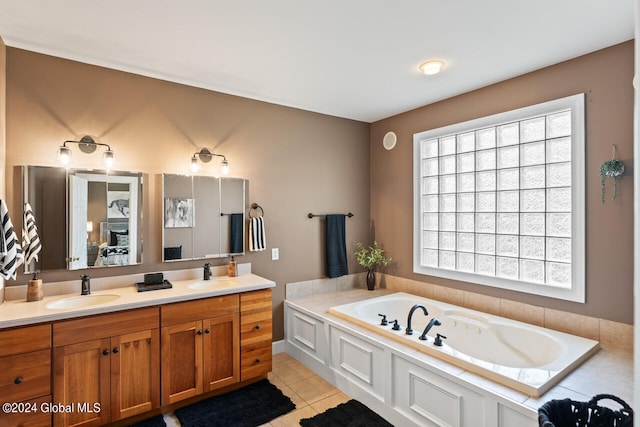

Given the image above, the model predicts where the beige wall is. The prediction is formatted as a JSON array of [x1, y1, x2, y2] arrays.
[[371, 41, 635, 324], [4, 48, 371, 340]]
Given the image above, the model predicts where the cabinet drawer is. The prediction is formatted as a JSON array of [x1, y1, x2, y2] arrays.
[[241, 309, 272, 345], [162, 295, 239, 326], [53, 307, 159, 347], [0, 324, 51, 357], [241, 342, 272, 380], [240, 289, 272, 312], [0, 349, 50, 402], [0, 395, 52, 427]]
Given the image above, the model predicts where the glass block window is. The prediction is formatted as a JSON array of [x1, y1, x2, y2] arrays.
[[413, 94, 585, 302]]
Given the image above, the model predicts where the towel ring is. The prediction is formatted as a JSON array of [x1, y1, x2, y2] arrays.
[[249, 203, 264, 218]]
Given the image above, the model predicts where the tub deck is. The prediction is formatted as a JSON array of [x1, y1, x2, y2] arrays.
[[328, 292, 599, 396]]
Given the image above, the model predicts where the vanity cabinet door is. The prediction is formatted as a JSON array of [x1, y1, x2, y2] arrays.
[[53, 338, 111, 427], [53, 307, 160, 426], [203, 313, 240, 392], [160, 295, 241, 405], [161, 321, 203, 405], [111, 329, 160, 421]]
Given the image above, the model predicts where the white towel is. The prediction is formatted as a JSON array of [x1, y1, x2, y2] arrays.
[[23, 202, 42, 265], [249, 216, 266, 251], [0, 199, 24, 280]]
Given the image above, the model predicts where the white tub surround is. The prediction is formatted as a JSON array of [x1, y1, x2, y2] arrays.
[[328, 292, 598, 397], [0, 269, 274, 328], [285, 289, 633, 427]]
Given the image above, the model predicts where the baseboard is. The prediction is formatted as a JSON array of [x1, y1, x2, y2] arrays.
[[272, 339, 285, 354]]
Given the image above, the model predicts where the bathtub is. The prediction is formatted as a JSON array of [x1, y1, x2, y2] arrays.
[[327, 292, 599, 396]]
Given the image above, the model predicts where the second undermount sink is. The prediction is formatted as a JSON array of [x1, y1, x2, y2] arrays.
[[46, 294, 121, 310], [188, 279, 238, 290]]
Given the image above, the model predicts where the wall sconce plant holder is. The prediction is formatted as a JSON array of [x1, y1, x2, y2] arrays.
[[190, 148, 229, 175], [600, 145, 625, 203], [57, 135, 115, 168]]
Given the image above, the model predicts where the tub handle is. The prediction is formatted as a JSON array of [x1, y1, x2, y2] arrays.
[[390, 319, 401, 331], [377, 314, 388, 326], [434, 333, 447, 347]]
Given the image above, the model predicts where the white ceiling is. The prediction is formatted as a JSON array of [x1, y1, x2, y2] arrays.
[[0, 1, 635, 122]]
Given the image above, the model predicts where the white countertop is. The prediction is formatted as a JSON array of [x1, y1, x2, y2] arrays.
[[0, 273, 275, 328]]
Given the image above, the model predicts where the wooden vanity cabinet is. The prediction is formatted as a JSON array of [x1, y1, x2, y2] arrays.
[[52, 307, 160, 427], [0, 324, 52, 427], [240, 289, 273, 380], [160, 295, 240, 405]]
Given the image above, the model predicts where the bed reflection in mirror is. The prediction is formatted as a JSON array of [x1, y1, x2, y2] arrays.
[[22, 166, 143, 272]]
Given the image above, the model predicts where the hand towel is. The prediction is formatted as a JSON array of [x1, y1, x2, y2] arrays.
[[249, 216, 266, 251], [0, 199, 24, 280], [325, 214, 348, 278], [230, 213, 244, 253], [22, 202, 42, 265]]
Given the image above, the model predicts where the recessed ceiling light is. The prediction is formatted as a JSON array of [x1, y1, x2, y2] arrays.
[[419, 60, 445, 75]]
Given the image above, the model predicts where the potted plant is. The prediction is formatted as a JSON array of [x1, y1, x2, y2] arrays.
[[354, 241, 391, 291], [600, 158, 625, 203]]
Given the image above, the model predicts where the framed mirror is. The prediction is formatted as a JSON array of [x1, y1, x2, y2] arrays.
[[162, 174, 246, 262], [22, 166, 144, 272]]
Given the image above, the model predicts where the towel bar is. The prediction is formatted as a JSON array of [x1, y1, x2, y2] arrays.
[[308, 212, 354, 218]]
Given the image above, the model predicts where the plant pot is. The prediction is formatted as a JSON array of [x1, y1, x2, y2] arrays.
[[366, 270, 375, 291]]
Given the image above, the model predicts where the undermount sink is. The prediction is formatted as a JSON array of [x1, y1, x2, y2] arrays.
[[188, 279, 238, 290], [46, 294, 121, 310]]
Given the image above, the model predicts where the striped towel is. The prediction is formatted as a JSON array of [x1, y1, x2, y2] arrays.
[[0, 199, 24, 280], [23, 202, 42, 265], [249, 216, 266, 251]]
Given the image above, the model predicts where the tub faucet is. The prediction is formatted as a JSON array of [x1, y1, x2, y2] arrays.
[[419, 318, 442, 341], [203, 263, 212, 280], [406, 304, 428, 335], [80, 274, 91, 295]]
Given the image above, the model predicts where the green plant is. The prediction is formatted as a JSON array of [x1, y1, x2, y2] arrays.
[[600, 159, 625, 203], [354, 241, 391, 270]]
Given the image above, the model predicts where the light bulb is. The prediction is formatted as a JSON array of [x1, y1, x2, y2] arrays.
[[57, 145, 72, 166], [190, 156, 200, 173], [103, 149, 115, 168], [220, 159, 230, 175], [419, 60, 445, 75]]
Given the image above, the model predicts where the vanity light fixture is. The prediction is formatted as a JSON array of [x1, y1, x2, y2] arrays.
[[57, 135, 116, 168], [190, 148, 230, 175], [419, 60, 445, 75]]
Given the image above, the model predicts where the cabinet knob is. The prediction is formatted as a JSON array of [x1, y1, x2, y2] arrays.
[[255, 324, 261, 330], [14, 377, 22, 385], [112, 347, 119, 353], [102, 349, 110, 356], [205, 329, 210, 334], [255, 358, 261, 364], [197, 330, 203, 335]]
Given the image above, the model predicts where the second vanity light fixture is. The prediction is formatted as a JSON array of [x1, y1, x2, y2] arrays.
[[57, 135, 115, 168], [190, 148, 230, 175]]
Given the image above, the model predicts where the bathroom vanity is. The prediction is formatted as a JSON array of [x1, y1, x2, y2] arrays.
[[0, 273, 274, 427]]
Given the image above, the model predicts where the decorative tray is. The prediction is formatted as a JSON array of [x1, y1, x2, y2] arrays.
[[135, 280, 173, 292]]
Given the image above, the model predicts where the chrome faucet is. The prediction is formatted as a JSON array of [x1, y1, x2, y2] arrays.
[[80, 274, 91, 295], [419, 318, 442, 341], [203, 263, 212, 280], [405, 304, 428, 335]]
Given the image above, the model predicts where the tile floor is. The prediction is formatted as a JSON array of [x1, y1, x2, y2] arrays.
[[163, 352, 351, 427]]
